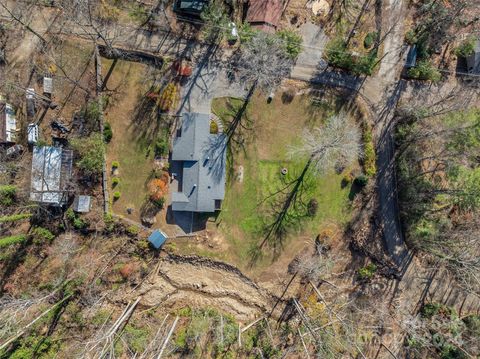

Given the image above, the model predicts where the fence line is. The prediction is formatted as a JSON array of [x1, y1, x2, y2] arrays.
[[95, 44, 109, 214]]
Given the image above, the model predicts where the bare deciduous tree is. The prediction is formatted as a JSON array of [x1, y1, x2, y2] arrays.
[[254, 114, 361, 260], [289, 113, 362, 173], [233, 32, 293, 94], [58, 0, 123, 56], [0, 289, 73, 352], [291, 250, 335, 284], [82, 297, 141, 359], [418, 220, 480, 295], [0, 1, 47, 44]]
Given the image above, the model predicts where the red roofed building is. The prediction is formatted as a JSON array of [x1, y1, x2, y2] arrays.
[[246, 0, 284, 33]]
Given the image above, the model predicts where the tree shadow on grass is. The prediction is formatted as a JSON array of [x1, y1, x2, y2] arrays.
[[348, 181, 363, 201], [249, 160, 314, 266], [306, 87, 352, 126], [120, 60, 176, 149]]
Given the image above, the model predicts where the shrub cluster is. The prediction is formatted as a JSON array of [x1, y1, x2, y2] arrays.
[[362, 125, 376, 177], [0, 185, 16, 206], [71, 133, 106, 176], [154, 137, 168, 157], [277, 29, 303, 59], [65, 208, 88, 230], [32, 227, 55, 244], [354, 175, 368, 187], [326, 38, 378, 76], [103, 122, 113, 143], [0, 213, 32, 223], [0, 234, 27, 248], [148, 172, 169, 208], [357, 263, 377, 280], [363, 32, 378, 49], [158, 83, 178, 112], [454, 37, 476, 58], [103, 212, 116, 233], [128, 3, 149, 24], [407, 60, 441, 82]]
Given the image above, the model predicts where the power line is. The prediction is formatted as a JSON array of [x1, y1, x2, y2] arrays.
[[105, 10, 480, 80], [151, 10, 480, 79], [4, 3, 480, 80]]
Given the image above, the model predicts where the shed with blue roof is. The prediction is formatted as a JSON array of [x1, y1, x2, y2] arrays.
[[148, 230, 168, 249]]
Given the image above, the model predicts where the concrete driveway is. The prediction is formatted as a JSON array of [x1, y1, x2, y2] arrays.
[[177, 44, 247, 114], [291, 21, 328, 80]]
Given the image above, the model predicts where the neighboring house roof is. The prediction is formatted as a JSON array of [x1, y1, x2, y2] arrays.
[[30, 146, 73, 205], [466, 40, 480, 73], [73, 195, 91, 213], [247, 0, 283, 32], [174, 0, 209, 15], [0, 101, 17, 143], [148, 230, 168, 249], [171, 112, 226, 213]]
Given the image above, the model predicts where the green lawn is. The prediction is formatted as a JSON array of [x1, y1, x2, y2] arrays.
[[103, 60, 169, 224], [212, 92, 358, 267]]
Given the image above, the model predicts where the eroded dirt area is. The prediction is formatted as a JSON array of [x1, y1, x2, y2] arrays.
[[132, 254, 278, 322]]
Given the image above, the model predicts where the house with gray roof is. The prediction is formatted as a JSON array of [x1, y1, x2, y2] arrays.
[[30, 146, 73, 206], [171, 112, 226, 213]]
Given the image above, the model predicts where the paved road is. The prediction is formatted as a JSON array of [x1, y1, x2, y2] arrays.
[[368, 0, 409, 269], [291, 1, 409, 269], [291, 22, 328, 79]]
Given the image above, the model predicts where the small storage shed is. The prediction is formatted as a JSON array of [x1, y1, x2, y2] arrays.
[[26, 88, 36, 119], [73, 195, 91, 213], [0, 100, 17, 144], [148, 230, 168, 249], [43, 77, 53, 95]]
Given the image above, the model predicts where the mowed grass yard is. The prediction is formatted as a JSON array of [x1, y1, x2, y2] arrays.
[[103, 60, 168, 226], [211, 91, 359, 268]]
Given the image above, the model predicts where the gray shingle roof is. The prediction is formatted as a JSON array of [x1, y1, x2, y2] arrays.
[[172, 113, 226, 213]]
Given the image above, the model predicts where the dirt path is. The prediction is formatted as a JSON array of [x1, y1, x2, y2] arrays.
[[133, 254, 277, 322]]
